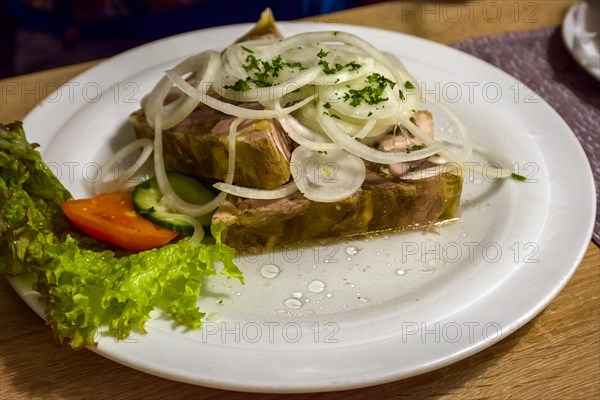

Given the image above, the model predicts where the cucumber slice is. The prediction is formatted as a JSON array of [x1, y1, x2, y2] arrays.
[[132, 172, 216, 235]]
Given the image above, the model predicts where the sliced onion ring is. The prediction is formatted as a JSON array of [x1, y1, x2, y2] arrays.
[[290, 146, 365, 203], [144, 50, 220, 129], [213, 181, 298, 200], [152, 114, 240, 217], [317, 102, 449, 164], [94, 138, 153, 194], [166, 70, 316, 119]]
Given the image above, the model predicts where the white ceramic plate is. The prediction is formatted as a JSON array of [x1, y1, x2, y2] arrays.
[[562, 2, 600, 81], [9, 22, 595, 393]]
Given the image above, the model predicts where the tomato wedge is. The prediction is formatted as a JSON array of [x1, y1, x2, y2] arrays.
[[61, 192, 179, 252]]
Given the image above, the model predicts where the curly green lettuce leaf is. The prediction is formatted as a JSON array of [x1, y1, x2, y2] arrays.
[[1, 122, 73, 275], [0, 122, 243, 349]]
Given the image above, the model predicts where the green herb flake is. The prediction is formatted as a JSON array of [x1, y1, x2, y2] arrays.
[[318, 150, 328, 155], [323, 102, 331, 109], [406, 144, 426, 153], [317, 49, 329, 58], [398, 89, 406, 101], [318, 60, 338, 75], [346, 61, 362, 72], [243, 54, 261, 73], [511, 173, 527, 182], [366, 73, 396, 89], [404, 81, 415, 90], [241, 46, 254, 53], [224, 78, 252, 92], [342, 73, 396, 107], [322, 110, 340, 119]]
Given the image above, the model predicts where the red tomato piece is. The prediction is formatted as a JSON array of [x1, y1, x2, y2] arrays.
[[61, 192, 179, 252]]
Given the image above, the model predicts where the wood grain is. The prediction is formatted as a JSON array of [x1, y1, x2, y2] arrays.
[[2, 1, 598, 399]]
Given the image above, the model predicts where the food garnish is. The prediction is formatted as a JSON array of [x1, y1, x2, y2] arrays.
[[0, 122, 242, 349]]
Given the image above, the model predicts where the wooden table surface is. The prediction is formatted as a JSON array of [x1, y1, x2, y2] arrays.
[[1, 1, 598, 399]]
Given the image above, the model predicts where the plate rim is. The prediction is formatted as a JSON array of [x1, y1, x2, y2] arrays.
[[9, 21, 597, 393]]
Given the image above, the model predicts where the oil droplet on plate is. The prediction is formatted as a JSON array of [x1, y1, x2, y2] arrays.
[[260, 264, 281, 279], [345, 246, 360, 256], [307, 280, 326, 293], [325, 293, 333, 298], [427, 259, 445, 268], [419, 267, 435, 275], [292, 292, 303, 299], [284, 298, 303, 309], [396, 268, 407, 276]]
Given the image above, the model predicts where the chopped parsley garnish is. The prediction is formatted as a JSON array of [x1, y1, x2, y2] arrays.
[[366, 73, 396, 88], [317, 49, 330, 58], [404, 81, 415, 90], [241, 46, 254, 53], [343, 73, 395, 107], [346, 61, 362, 72], [406, 144, 426, 153], [323, 102, 331, 109], [322, 110, 340, 119], [398, 89, 406, 101], [407, 165, 417, 172], [355, 137, 363, 142], [317, 49, 363, 75], [225, 54, 306, 91], [224, 78, 252, 92], [318, 150, 328, 155], [242, 55, 261, 73], [286, 60, 304, 69], [511, 172, 527, 182], [367, 111, 373, 117], [318, 60, 339, 75]]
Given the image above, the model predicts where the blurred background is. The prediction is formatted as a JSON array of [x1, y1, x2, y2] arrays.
[[0, 0, 384, 78]]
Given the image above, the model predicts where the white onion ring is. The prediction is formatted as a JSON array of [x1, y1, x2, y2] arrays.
[[152, 114, 240, 217], [212, 66, 323, 102], [317, 102, 449, 164], [94, 138, 153, 194], [144, 50, 220, 129], [213, 181, 298, 199], [353, 119, 377, 140], [290, 146, 366, 203], [165, 70, 316, 119]]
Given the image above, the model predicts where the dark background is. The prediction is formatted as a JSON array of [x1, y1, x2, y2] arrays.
[[0, 0, 383, 79]]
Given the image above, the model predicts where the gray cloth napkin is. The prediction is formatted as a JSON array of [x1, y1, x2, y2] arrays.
[[451, 26, 600, 245]]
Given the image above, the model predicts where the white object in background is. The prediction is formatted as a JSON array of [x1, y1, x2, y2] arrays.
[[563, 2, 600, 80]]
